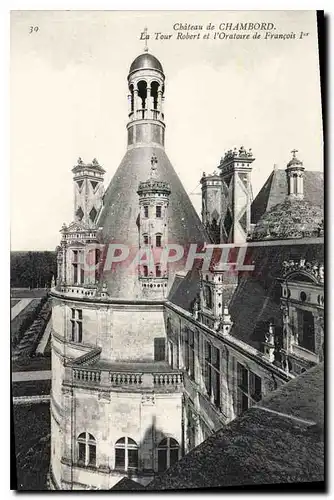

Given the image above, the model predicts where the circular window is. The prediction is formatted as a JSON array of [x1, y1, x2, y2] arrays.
[[300, 291, 307, 302]]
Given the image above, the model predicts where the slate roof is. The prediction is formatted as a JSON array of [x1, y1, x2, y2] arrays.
[[251, 199, 323, 241], [168, 268, 201, 312], [251, 170, 323, 225], [168, 240, 323, 352], [111, 477, 145, 491], [97, 146, 209, 299], [229, 240, 324, 351], [146, 363, 324, 491]]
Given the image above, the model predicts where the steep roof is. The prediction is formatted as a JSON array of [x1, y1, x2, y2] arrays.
[[97, 146, 209, 299], [146, 363, 324, 491], [229, 240, 324, 350], [251, 170, 323, 224]]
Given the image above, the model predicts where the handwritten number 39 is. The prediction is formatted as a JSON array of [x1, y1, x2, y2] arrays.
[[29, 26, 39, 33]]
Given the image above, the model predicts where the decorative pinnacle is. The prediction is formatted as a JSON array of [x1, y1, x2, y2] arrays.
[[291, 149, 298, 158], [143, 27, 149, 52]]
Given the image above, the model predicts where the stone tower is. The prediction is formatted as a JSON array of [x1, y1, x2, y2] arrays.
[[200, 171, 222, 243], [50, 49, 207, 490], [137, 154, 171, 298], [219, 146, 255, 243]]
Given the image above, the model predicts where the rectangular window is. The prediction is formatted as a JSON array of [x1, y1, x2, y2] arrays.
[[73, 264, 78, 283], [204, 341, 221, 408], [154, 338, 166, 361], [143, 234, 149, 245], [158, 449, 167, 472], [298, 310, 315, 352], [71, 320, 75, 342], [156, 265, 161, 277], [77, 321, 83, 343], [144, 206, 149, 218], [184, 330, 189, 371], [80, 266, 85, 284], [188, 330, 195, 381], [88, 445, 96, 466], [237, 363, 262, 416], [156, 205, 162, 218], [156, 234, 162, 247], [128, 449, 138, 469], [71, 309, 83, 343], [143, 265, 148, 277], [115, 448, 125, 469], [78, 443, 85, 463]]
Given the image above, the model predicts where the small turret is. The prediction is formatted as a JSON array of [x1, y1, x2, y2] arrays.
[[286, 149, 305, 200], [137, 155, 171, 298]]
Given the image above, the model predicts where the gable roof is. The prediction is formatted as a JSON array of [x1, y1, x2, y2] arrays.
[[251, 170, 323, 225], [111, 477, 145, 490]]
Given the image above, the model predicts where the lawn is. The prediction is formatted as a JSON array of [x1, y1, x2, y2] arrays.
[[12, 402, 50, 490], [12, 354, 51, 373], [12, 380, 51, 398]]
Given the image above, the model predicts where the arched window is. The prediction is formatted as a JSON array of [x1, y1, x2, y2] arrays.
[[115, 437, 138, 471], [157, 437, 180, 472], [77, 432, 96, 467]]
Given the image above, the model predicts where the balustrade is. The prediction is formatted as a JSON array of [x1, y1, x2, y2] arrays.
[[73, 368, 101, 383], [70, 366, 183, 391]]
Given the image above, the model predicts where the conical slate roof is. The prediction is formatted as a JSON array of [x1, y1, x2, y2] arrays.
[[97, 146, 209, 299]]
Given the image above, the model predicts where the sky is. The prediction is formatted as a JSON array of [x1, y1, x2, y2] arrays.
[[10, 10, 323, 250]]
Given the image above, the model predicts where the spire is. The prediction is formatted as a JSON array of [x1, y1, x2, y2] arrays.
[[143, 26, 149, 52]]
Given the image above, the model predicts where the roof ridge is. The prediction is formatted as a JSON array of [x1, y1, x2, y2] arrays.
[[252, 405, 316, 427]]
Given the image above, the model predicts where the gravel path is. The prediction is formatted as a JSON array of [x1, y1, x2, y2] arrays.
[[12, 370, 52, 382]]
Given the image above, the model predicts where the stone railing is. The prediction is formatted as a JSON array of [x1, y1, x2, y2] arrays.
[[68, 367, 183, 392], [73, 368, 101, 383], [109, 372, 143, 386], [153, 373, 183, 386]]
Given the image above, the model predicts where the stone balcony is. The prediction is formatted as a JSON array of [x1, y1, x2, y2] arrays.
[[64, 361, 183, 393]]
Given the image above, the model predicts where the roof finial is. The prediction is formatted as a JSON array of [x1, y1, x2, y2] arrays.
[[291, 149, 298, 158], [143, 27, 149, 53]]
